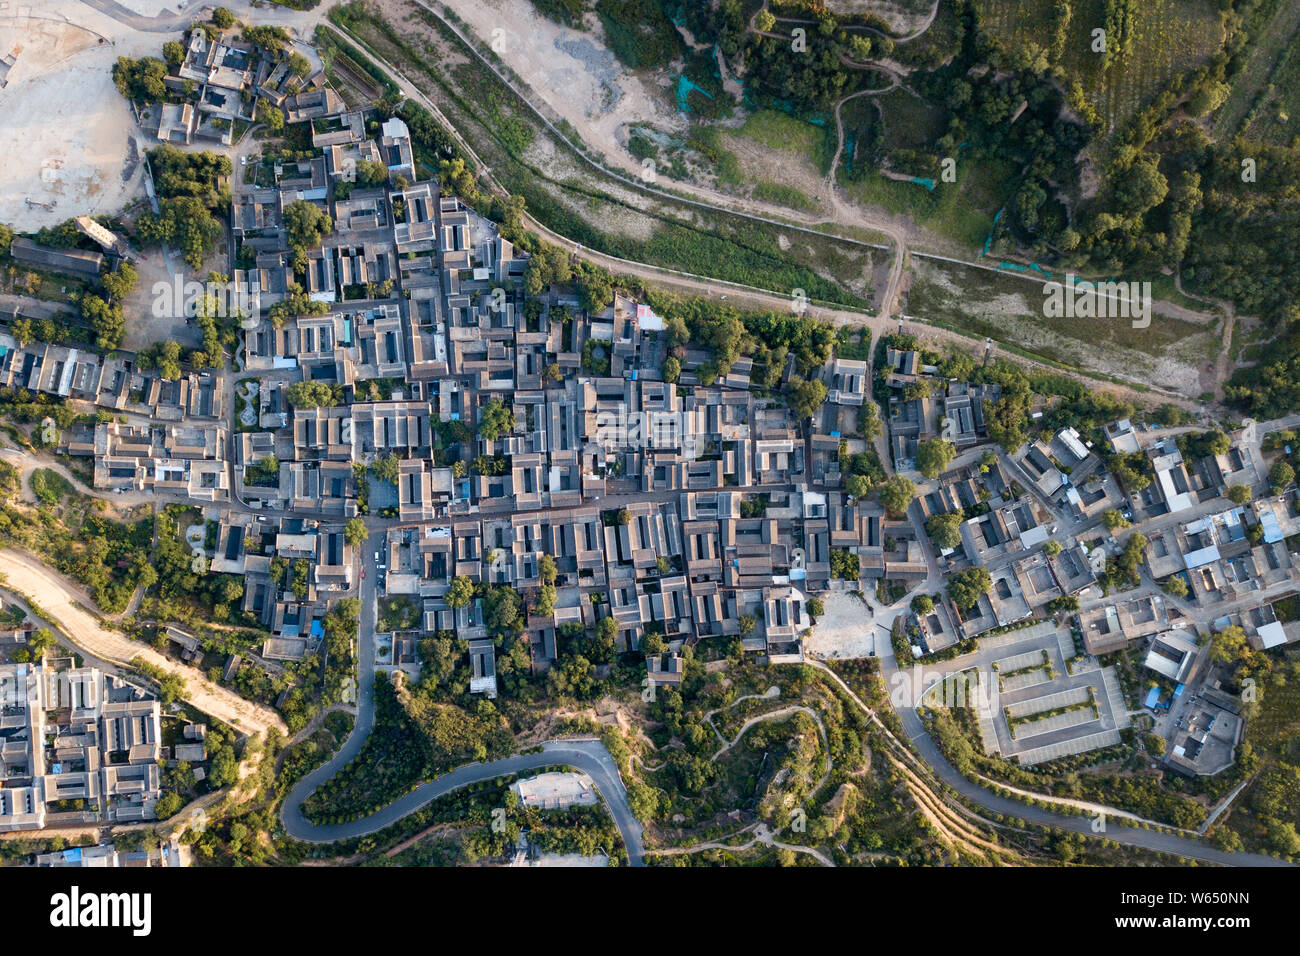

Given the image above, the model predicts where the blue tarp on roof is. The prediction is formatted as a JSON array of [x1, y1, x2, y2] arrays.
[[1144, 687, 1161, 709], [310, 620, 324, 638], [63, 848, 82, 862]]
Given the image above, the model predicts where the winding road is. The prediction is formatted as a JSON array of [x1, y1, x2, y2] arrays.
[[277, 528, 646, 864]]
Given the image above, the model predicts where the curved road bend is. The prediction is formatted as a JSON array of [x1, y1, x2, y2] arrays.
[[847, 658, 1292, 867], [280, 529, 646, 864]]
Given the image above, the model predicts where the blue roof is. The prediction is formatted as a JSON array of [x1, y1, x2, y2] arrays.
[[310, 620, 324, 637], [1144, 687, 1161, 708], [63, 848, 82, 862], [1174, 683, 1185, 697]]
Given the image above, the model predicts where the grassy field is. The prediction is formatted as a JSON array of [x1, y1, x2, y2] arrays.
[[847, 157, 1010, 250], [734, 110, 837, 176], [973, 0, 1224, 135], [905, 256, 1218, 393]]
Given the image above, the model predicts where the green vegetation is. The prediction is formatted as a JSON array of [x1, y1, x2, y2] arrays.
[[947, 566, 992, 612], [302, 673, 512, 824]]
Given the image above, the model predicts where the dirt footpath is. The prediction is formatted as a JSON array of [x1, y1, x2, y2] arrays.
[[0, 549, 285, 736]]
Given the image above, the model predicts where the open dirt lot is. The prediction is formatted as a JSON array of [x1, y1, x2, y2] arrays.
[[424, 0, 684, 174], [0, 548, 285, 736], [0, 4, 172, 231], [805, 590, 879, 659]]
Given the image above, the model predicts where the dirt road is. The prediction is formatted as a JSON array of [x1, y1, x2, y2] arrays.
[[0, 549, 285, 736]]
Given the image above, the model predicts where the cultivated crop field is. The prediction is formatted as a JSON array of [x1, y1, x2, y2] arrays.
[[973, 0, 1224, 135]]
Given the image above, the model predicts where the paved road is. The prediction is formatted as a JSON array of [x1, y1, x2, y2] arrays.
[[278, 526, 645, 864], [870, 650, 1292, 866], [281, 738, 646, 864]]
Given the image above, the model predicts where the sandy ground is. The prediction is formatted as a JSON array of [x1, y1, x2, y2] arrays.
[[0, 548, 286, 735], [804, 590, 879, 660], [827, 1, 938, 34], [114, 0, 193, 14], [425, 0, 684, 174], [0, 3, 176, 231]]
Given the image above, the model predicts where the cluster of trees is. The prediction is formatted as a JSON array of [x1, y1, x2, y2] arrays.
[[946, 566, 992, 612], [78, 260, 136, 351], [744, 17, 865, 114], [916, 438, 955, 479], [145, 508, 254, 626], [926, 511, 964, 551], [149, 146, 232, 208], [135, 148, 231, 269], [477, 398, 516, 441], [137, 340, 185, 380], [111, 56, 169, 101], [285, 380, 341, 408], [283, 200, 333, 270], [1102, 530, 1147, 592], [137, 197, 224, 270]]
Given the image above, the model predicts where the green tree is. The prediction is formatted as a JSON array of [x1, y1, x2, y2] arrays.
[[911, 594, 934, 615], [916, 438, 956, 479], [154, 792, 184, 819], [477, 398, 516, 441], [255, 99, 285, 133], [162, 40, 185, 68], [1270, 459, 1295, 494], [370, 453, 400, 485], [1227, 484, 1252, 505], [947, 567, 992, 612], [878, 475, 916, 518], [1102, 509, 1130, 532], [285, 380, 338, 408], [445, 575, 474, 610], [344, 517, 367, 547], [925, 512, 963, 550], [596, 616, 618, 646], [283, 199, 332, 260], [1209, 625, 1252, 664], [786, 376, 828, 420]]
